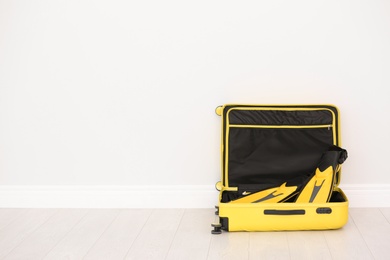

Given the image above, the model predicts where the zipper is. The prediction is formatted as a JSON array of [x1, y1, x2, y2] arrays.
[[229, 124, 332, 129]]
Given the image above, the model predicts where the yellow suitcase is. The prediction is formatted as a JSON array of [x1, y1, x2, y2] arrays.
[[211, 104, 348, 233]]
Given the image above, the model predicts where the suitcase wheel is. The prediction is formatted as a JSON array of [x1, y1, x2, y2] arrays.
[[211, 223, 222, 234]]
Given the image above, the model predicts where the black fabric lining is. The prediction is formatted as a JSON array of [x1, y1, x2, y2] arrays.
[[220, 105, 340, 187], [228, 128, 333, 186]]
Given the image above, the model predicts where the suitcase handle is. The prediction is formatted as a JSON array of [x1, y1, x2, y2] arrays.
[[264, 209, 305, 215]]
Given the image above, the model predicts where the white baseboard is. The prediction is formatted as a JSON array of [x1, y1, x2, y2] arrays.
[[0, 185, 219, 208], [0, 184, 389, 208], [339, 184, 390, 208]]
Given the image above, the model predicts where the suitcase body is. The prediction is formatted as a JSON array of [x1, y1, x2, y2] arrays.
[[213, 104, 348, 232]]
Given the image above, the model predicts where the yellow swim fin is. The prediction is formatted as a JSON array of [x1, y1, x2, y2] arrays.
[[296, 146, 347, 203], [230, 182, 297, 204]]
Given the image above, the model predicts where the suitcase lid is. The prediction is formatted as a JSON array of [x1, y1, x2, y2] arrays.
[[215, 104, 344, 191]]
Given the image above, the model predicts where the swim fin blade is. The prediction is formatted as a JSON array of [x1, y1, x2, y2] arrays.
[[230, 182, 297, 203], [295, 166, 335, 203]]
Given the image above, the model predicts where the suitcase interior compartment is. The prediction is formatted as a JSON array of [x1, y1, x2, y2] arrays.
[[227, 126, 334, 186], [221, 107, 340, 201]]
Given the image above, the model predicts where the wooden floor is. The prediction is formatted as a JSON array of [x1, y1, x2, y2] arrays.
[[0, 208, 389, 259]]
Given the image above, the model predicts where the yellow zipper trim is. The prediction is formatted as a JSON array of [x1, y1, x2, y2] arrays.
[[223, 107, 337, 188], [229, 124, 332, 129]]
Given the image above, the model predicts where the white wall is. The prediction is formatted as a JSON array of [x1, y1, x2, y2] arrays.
[[1, 0, 390, 207]]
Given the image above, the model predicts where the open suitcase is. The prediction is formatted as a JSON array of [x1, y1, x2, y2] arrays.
[[211, 104, 348, 234]]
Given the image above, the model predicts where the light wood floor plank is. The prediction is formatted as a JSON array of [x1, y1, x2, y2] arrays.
[[0, 209, 57, 259], [287, 230, 332, 260], [3, 209, 88, 260], [249, 231, 289, 260], [350, 208, 390, 260], [208, 232, 249, 260], [0, 209, 29, 231], [380, 207, 390, 223], [83, 209, 152, 260], [323, 214, 374, 260], [43, 209, 120, 260], [165, 209, 214, 260], [124, 209, 185, 260]]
